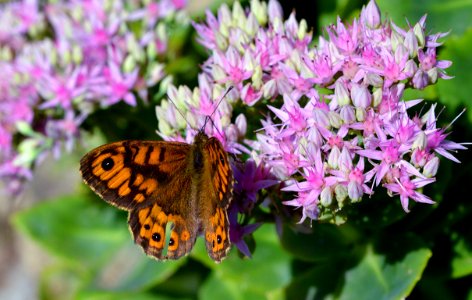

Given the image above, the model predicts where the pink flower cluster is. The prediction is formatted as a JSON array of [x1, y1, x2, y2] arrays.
[[0, 0, 185, 195], [156, 0, 466, 229]]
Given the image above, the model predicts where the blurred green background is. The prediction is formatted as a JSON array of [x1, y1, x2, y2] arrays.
[[2, 0, 472, 299]]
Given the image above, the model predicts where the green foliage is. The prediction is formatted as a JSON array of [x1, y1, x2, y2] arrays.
[[438, 29, 472, 121], [376, 0, 472, 35]]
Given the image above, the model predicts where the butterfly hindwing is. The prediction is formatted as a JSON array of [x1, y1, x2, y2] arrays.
[[128, 201, 198, 260]]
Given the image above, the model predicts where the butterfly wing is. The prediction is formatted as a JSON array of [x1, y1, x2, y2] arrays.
[[80, 140, 198, 260], [200, 137, 234, 262]]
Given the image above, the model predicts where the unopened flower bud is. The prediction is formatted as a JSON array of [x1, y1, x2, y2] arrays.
[[351, 83, 372, 108], [363, 0, 381, 29], [328, 146, 341, 169], [251, 0, 268, 25], [335, 184, 348, 207], [320, 187, 333, 207], [413, 21, 426, 48], [412, 131, 427, 149], [348, 182, 363, 202], [356, 107, 366, 122], [423, 156, 439, 177], [335, 80, 350, 106], [328, 111, 343, 128]]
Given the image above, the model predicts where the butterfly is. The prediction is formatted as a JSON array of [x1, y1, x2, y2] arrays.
[[79, 129, 234, 263]]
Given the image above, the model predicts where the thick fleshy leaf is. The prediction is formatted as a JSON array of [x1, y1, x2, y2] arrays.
[[12, 195, 129, 268], [286, 231, 432, 299], [87, 243, 185, 292], [76, 291, 175, 300], [13, 194, 186, 295], [285, 262, 341, 299], [338, 244, 431, 300], [451, 235, 472, 278], [280, 223, 355, 262], [197, 224, 292, 299]]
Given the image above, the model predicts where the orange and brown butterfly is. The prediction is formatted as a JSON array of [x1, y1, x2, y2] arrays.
[[79, 125, 234, 263]]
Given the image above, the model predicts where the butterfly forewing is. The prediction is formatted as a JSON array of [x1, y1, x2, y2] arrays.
[[80, 140, 191, 210]]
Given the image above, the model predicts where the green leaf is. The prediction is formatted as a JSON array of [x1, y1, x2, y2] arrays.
[[451, 234, 472, 278], [280, 223, 358, 262], [286, 233, 432, 299], [12, 195, 129, 268], [86, 243, 185, 292], [437, 29, 472, 121], [12, 194, 186, 295], [285, 261, 342, 300], [76, 290, 179, 300], [338, 244, 432, 300], [39, 264, 84, 300], [377, 0, 472, 35], [198, 224, 292, 299]]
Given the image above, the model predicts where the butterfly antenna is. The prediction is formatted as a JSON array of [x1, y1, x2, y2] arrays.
[[203, 86, 234, 129], [167, 94, 190, 127]]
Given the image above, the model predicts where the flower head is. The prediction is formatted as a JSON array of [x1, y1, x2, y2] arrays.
[[155, 0, 464, 225]]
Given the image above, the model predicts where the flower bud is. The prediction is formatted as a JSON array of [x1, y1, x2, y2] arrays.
[[328, 146, 341, 169], [320, 186, 333, 207], [412, 131, 427, 150], [328, 111, 343, 128], [249, 65, 262, 89], [348, 182, 363, 202], [251, 0, 268, 25], [215, 30, 229, 50], [404, 29, 419, 58], [123, 54, 137, 73], [72, 45, 83, 64], [340, 105, 355, 124], [427, 67, 438, 84], [263, 80, 277, 98], [235, 113, 247, 137], [356, 107, 366, 122], [245, 13, 259, 37], [334, 80, 350, 106], [232, 1, 247, 28], [363, 0, 381, 29], [390, 30, 403, 52], [365, 73, 383, 87], [403, 59, 418, 77], [298, 19, 308, 40], [413, 21, 426, 48], [211, 64, 226, 82], [225, 124, 239, 142], [410, 149, 425, 167], [412, 69, 428, 89], [372, 87, 382, 107], [423, 156, 439, 177], [335, 184, 348, 207], [351, 83, 372, 108], [312, 107, 330, 129], [268, 0, 283, 21]]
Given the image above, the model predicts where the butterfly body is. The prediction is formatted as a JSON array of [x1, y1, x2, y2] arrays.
[[80, 131, 233, 263]]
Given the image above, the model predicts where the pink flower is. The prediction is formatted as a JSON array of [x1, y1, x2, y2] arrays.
[[384, 172, 435, 212]]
